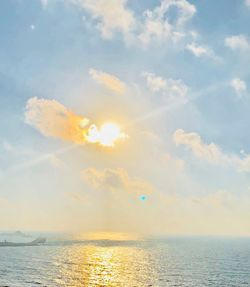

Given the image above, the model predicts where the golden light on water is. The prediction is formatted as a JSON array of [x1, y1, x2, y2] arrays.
[[55, 232, 153, 286], [85, 122, 127, 147]]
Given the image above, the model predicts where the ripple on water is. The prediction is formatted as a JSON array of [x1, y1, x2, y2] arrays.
[[0, 238, 250, 286]]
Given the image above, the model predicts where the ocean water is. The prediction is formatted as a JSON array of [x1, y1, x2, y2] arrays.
[[0, 237, 250, 287]]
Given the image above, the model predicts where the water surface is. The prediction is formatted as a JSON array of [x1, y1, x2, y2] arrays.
[[0, 237, 250, 286]]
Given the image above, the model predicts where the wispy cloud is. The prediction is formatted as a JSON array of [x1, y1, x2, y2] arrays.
[[138, 0, 196, 45], [186, 42, 220, 62], [40, 0, 48, 8], [225, 35, 250, 51], [142, 72, 189, 103], [173, 129, 250, 172], [245, 0, 250, 7], [73, 0, 136, 39], [230, 78, 247, 96], [72, 0, 196, 46], [186, 42, 208, 57], [89, 68, 126, 94]]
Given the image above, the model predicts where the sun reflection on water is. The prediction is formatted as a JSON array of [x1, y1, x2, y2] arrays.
[[54, 232, 155, 286]]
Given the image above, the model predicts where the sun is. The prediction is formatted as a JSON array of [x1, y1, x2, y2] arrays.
[[86, 122, 127, 147]]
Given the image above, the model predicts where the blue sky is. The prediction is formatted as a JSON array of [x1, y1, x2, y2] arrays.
[[1, 0, 250, 235]]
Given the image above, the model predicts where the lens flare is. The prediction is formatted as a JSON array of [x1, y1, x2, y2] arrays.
[[86, 122, 127, 147]]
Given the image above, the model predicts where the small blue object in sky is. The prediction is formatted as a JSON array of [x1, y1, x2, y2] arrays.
[[139, 195, 147, 201]]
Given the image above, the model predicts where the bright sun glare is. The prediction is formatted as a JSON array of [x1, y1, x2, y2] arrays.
[[86, 122, 127, 147]]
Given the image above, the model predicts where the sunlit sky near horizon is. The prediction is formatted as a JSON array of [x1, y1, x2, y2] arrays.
[[1, 0, 250, 236]]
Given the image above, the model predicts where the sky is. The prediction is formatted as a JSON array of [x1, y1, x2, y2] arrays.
[[1, 0, 250, 236]]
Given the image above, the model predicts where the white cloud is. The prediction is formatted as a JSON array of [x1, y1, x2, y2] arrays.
[[142, 72, 188, 103], [72, 0, 196, 46], [225, 35, 250, 51], [173, 129, 250, 172], [40, 0, 48, 8], [190, 30, 198, 39], [186, 42, 222, 63], [186, 42, 208, 57], [73, 0, 136, 39], [173, 129, 228, 164], [142, 72, 167, 93], [138, 12, 175, 45], [158, 0, 196, 25], [89, 68, 126, 94], [139, 0, 196, 45], [186, 42, 219, 61], [245, 0, 250, 7], [230, 78, 247, 96]]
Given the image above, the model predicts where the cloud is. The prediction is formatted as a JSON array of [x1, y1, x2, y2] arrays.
[[72, 0, 196, 46], [83, 167, 154, 195], [186, 42, 208, 57], [25, 98, 127, 147], [40, 0, 48, 8], [73, 0, 136, 39], [81, 167, 188, 234], [186, 42, 219, 61], [230, 78, 247, 96], [138, 0, 196, 45], [142, 72, 166, 93], [89, 68, 126, 94], [245, 0, 250, 7], [225, 35, 250, 51], [186, 42, 222, 63], [142, 72, 188, 103], [25, 97, 128, 147], [173, 129, 228, 164], [173, 129, 250, 172], [25, 97, 90, 143]]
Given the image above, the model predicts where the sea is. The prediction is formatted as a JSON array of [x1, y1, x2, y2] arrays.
[[0, 236, 250, 287]]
